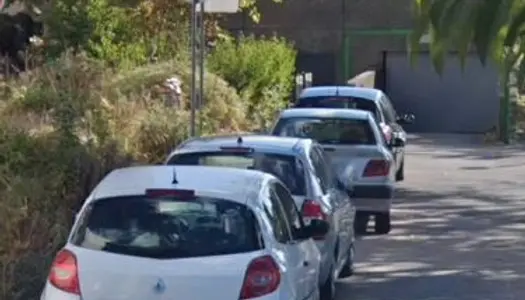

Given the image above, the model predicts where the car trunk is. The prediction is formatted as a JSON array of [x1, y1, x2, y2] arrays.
[[321, 144, 386, 182], [72, 246, 266, 300]]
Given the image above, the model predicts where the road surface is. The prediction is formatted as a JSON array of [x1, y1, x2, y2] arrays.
[[336, 134, 525, 300]]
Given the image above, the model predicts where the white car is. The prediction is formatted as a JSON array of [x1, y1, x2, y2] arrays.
[[165, 135, 356, 300], [41, 165, 328, 300], [294, 86, 414, 182], [272, 108, 396, 235]]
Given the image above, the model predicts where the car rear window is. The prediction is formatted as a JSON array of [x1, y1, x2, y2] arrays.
[[273, 117, 376, 145], [71, 196, 262, 259], [296, 96, 379, 118], [167, 152, 307, 196]]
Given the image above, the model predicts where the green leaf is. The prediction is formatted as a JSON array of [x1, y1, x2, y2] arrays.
[[429, 25, 446, 74], [505, 5, 525, 46], [472, 0, 506, 65]]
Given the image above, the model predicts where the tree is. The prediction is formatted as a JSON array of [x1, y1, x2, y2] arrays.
[[409, 0, 525, 71], [409, 0, 525, 142]]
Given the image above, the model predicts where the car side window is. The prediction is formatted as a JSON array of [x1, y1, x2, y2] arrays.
[[314, 147, 334, 189], [309, 148, 328, 193], [372, 117, 388, 146], [381, 96, 397, 124], [262, 187, 292, 243], [272, 182, 306, 240]]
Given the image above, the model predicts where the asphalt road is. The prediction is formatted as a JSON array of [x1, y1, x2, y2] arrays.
[[336, 134, 525, 300]]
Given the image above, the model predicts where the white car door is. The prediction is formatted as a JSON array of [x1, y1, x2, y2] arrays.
[[271, 182, 320, 300]]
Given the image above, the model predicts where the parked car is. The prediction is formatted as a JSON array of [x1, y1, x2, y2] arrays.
[[294, 86, 414, 181], [272, 108, 395, 235], [165, 135, 356, 300], [41, 165, 329, 300]]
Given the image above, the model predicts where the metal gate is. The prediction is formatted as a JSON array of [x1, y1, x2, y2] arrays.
[[385, 52, 499, 133]]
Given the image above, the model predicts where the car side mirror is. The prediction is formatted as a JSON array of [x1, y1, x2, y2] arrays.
[[335, 179, 346, 191], [303, 219, 330, 239], [390, 137, 405, 148], [396, 113, 415, 124], [336, 179, 353, 197]]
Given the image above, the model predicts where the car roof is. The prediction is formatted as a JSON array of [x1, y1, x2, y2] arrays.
[[278, 108, 372, 120], [89, 165, 270, 206], [172, 134, 312, 156], [298, 86, 382, 101]]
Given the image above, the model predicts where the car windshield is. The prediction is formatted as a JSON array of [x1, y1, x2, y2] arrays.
[[295, 96, 379, 118], [167, 152, 306, 196], [71, 196, 261, 259], [273, 117, 376, 145]]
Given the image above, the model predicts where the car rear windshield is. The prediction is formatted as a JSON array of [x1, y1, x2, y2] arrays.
[[273, 117, 376, 145], [71, 196, 262, 259], [167, 152, 306, 196], [296, 96, 379, 118]]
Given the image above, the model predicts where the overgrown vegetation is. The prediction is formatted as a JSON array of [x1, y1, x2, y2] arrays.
[[0, 0, 295, 298], [208, 35, 296, 129]]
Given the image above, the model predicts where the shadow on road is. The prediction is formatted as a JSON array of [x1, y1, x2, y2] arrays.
[[337, 185, 525, 300], [407, 133, 525, 161]]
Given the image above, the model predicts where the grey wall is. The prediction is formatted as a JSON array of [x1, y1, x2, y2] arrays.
[[385, 52, 499, 133]]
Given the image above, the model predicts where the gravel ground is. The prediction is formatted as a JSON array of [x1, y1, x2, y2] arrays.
[[336, 134, 525, 300]]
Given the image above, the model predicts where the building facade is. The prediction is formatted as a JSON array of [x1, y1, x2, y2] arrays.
[[223, 0, 414, 83]]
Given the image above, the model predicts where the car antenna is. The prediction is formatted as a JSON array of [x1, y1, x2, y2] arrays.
[[237, 136, 243, 145], [172, 166, 179, 184]]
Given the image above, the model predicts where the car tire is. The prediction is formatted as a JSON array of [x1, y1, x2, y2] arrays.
[[375, 212, 391, 234], [395, 159, 405, 181], [354, 211, 369, 235], [320, 266, 335, 300], [338, 243, 355, 278]]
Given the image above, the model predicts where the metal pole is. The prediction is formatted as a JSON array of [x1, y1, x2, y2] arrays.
[[198, 0, 205, 134], [190, 0, 198, 137]]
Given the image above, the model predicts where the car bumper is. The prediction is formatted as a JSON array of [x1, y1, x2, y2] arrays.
[[350, 185, 393, 212], [41, 283, 81, 300]]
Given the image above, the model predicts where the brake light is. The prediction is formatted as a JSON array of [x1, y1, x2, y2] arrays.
[[48, 249, 80, 295], [220, 146, 254, 153], [239, 256, 280, 299], [145, 189, 195, 199], [302, 200, 327, 240], [363, 159, 390, 177]]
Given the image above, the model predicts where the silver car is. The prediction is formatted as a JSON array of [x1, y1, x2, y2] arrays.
[[271, 108, 396, 235], [165, 135, 355, 300]]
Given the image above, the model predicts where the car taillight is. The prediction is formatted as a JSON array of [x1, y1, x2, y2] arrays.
[[363, 159, 390, 177], [48, 249, 80, 295], [239, 256, 280, 299], [302, 200, 327, 240]]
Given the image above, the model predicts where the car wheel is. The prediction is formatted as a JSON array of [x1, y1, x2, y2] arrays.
[[338, 243, 355, 278], [395, 159, 405, 181], [354, 211, 369, 235], [320, 266, 335, 300], [375, 212, 391, 234]]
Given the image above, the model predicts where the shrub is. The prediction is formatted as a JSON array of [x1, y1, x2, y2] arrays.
[[45, 0, 189, 68], [208, 34, 297, 130], [0, 52, 246, 299]]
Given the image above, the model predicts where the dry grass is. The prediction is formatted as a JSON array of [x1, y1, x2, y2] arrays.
[[0, 53, 249, 300]]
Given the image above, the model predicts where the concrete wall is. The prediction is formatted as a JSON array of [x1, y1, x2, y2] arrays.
[[222, 0, 414, 81]]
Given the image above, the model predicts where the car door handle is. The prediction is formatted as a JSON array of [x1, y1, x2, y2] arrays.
[[323, 147, 335, 152], [303, 260, 309, 267]]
